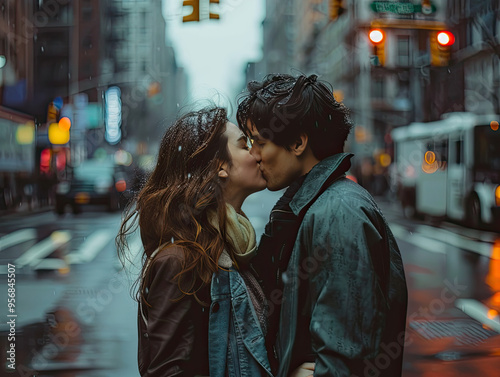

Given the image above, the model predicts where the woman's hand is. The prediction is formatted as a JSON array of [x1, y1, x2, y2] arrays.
[[289, 362, 315, 377]]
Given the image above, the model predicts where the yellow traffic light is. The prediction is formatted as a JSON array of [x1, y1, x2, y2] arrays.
[[182, 0, 200, 22], [182, 0, 219, 22], [430, 31, 455, 66], [49, 123, 70, 145], [209, 0, 220, 20], [329, 0, 345, 20], [369, 29, 385, 66]]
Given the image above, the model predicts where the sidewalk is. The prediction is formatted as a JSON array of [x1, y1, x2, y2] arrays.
[[0, 203, 53, 220]]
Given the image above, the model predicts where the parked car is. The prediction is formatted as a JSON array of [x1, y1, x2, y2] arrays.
[[55, 159, 130, 215]]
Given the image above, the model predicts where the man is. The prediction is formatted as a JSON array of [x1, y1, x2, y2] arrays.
[[237, 74, 408, 377]]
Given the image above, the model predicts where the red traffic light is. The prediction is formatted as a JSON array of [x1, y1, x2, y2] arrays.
[[369, 29, 385, 44], [436, 31, 455, 47]]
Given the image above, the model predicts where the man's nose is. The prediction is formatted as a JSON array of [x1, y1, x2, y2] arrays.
[[250, 145, 261, 162]]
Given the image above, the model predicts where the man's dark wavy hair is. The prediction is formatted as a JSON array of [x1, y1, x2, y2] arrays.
[[237, 73, 353, 160]]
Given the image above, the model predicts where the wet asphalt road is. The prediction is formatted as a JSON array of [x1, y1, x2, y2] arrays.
[[0, 190, 499, 376]]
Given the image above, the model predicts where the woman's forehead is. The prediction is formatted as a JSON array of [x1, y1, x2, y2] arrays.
[[225, 122, 246, 141]]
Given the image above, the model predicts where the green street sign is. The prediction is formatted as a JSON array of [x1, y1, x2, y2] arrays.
[[370, 1, 437, 15]]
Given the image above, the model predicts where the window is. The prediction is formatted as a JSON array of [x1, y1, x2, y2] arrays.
[[455, 140, 462, 164], [397, 35, 410, 66]]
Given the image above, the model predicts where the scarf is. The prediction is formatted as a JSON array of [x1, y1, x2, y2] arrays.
[[208, 204, 268, 335], [208, 203, 257, 267]]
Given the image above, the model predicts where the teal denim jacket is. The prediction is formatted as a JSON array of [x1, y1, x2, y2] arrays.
[[209, 268, 273, 377]]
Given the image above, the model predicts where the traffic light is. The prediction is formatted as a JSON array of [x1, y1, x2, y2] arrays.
[[182, 0, 219, 22], [40, 148, 52, 174], [48, 122, 70, 145], [329, 0, 345, 20], [209, 0, 219, 20], [421, 0, 432, 15], [369, 29, 385, 66], [183, 0, 200, 22], [430, 31, 455, 66]]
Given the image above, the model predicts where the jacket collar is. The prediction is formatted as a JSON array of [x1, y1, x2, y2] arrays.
[[289, 153, 353, 216]]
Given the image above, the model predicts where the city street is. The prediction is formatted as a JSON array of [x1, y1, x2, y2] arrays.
[[1, 189, 499, 376]]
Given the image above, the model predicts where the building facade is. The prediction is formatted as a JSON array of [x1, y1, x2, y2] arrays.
[[0, 0, 187, 210], [254, 0, 498, 191]]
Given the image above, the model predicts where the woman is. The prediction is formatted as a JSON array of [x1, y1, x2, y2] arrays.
[[117, 107, 273, 376]]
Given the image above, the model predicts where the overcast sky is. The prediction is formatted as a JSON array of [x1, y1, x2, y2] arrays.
[[163, 0, 266, 108]]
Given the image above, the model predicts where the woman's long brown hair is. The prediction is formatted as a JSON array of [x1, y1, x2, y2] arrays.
[[116, 107, 236, 306]]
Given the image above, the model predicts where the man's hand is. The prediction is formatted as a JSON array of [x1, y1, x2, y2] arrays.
[[289, 362, 315, 377]]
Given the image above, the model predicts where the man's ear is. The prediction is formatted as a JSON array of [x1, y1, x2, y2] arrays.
[[292, 134, 308, 156]]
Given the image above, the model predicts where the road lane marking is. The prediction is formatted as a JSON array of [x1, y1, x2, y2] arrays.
[[14, 231, 72, 268], [416, 224, 494, 258], [390, 224, 448, 254], [0, 228, 37, 251], [455, 299, 500, 333], [390, 223, 496, 259], [66, 229, 115, 264]]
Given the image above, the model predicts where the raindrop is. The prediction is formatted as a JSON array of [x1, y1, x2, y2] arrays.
[[89, 76, 92, 80], [188, 173, 191, 179], [41, 46, 44, 52], [312, 321, 321, 331], [178, 145, 182, 151], [176, 103, 180, 108], [171, 237, 175, 244], [282, 272, 289, 283], [328, 114, 332, 120], [315, 121, 319, 128]]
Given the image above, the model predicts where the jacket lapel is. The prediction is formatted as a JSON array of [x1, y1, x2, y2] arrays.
[[229, 270, 273, 375]]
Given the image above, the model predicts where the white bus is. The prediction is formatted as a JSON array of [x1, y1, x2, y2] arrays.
[[391, 112, 500, 230]]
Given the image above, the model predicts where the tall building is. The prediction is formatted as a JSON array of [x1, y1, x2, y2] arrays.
[[250, 0, 498, 193], [0, 0, 37, 209], [0, 0, 188, 210], [246, 0, 295, 83], [102, 0, 188, 148], [447, 0, 499, 114]]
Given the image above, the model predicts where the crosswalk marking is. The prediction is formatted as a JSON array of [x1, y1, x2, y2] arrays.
[[66, 229, 116, 264], [0, 228, 37, 251], [14, 231, 72, 268]]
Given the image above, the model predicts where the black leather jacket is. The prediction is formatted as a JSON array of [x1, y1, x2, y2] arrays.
[[137, 247, 210, 377]]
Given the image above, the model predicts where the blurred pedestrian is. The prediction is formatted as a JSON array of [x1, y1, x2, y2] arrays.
[[237, 73, 408, 377]]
